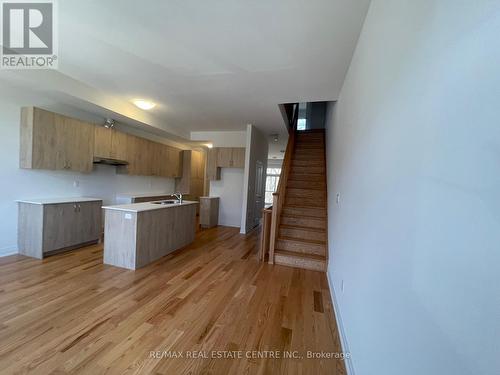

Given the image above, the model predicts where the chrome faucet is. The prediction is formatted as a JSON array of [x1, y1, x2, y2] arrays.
[[173, 193, 183, 204]]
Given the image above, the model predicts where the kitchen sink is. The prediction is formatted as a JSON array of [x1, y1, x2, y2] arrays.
[[151, 200, 180, 205]]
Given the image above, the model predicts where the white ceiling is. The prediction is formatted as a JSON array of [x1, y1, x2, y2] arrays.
[[0, 0, 371, 157]]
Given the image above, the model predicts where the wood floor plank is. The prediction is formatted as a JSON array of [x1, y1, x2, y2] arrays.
[[0, 226, 346, 374]]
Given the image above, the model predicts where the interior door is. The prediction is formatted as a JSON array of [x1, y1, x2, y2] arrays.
[[254, 161, 264, 227]]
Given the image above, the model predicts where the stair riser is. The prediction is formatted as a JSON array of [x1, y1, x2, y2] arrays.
[[293, 155, 325, 163], [275, 254, 326, 272], [295, 144, 325, 150], [291, 167, 325, 175], [296, 135, 324, 140], [285, 197, 326, 207], [294, 149, 324, 155], [288, 174, 325, 182], [280, 216, 326, 230], [282, 207, 327, 217], [286, 188, 326, 200], [291, 159, 325, 167], [279, 227, 326, 242], [276, 239, 326, 256], [286, 180, 325, 189]]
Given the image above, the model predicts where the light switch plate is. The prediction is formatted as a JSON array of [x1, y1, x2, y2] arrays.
[[125, 213, 132, 220]]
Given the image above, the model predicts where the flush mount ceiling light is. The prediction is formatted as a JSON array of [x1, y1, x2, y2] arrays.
[[205, 143, 213, 149], [133, 99, 156, 110]]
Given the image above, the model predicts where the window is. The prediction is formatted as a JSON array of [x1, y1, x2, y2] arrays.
[[297, 118, 306, 131], [265, 167, 281, 205]]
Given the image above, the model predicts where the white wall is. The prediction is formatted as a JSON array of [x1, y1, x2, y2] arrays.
[[0, 89, 180, 256], [325, 1, 500, 375], [241, 125, 269, 233], [209, 168, 244, 227]]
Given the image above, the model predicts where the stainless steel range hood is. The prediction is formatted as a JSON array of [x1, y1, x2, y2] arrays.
[[93, 157, 129, 166]]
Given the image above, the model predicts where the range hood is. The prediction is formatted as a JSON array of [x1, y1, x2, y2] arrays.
[[93, 157, 129, 166]]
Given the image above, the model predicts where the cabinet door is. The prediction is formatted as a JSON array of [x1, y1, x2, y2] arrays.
[[216, 147, 233, 167], [76, 201, 101, 244], [43, 203, 78, 252], [231, 148, 246, 168], [149, 142, 162, 177], [126, 135, 151, 176], [111, 130, 128, 161], [21, 107, 94, 172], [65, 118, 94, 173], [94, 126, 112, 159], [206, 148, 220, 180], [28, 108, 59, 170], [167, 146, 182, 177]]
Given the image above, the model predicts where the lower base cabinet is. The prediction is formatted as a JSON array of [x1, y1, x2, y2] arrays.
[[199, 196, 220, 228], [17, 199, 102, 259]]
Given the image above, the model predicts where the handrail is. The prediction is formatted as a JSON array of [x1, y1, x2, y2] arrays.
[[268, 113, 298, 264]]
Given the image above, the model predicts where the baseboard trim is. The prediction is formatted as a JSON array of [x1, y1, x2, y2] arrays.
[[0, 246, 18, 257], [327, 271, 355, 375]]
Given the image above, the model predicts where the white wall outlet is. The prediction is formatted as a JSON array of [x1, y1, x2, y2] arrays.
[[124, 213, 132, 220], [73, 180, 79, 188], [336, 193, 341, 205]]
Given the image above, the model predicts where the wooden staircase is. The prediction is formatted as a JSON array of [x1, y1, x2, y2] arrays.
[[269, 129, 327, 272]]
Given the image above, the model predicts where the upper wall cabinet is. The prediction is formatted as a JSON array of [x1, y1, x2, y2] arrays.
[[117, 135, 182, 178], [207, 147, 246, 180], [20, 106, 183, 178], [20, 107, 94, 173], [94, 126, 128, 161], [216, 147, 246, 168]]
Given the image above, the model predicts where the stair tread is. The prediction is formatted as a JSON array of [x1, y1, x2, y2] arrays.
[[280, 224, 326, 233], [274, 250, 326, 261], [277, 236, 326, 245]]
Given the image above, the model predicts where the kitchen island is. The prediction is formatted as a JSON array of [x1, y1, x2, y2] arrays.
[[102, 200, 197, 270]]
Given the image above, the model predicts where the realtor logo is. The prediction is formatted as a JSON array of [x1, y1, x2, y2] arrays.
[[1, 0, 58, 69]]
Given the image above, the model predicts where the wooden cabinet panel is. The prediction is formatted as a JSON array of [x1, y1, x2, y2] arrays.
[[217, 147, 233, 167], [200, 197, 219, 228], [94, 126, 112, 159], [21, 107, 58, 169], [42, 203, 79, 251], [149, 141, 162, 177], [207, 148, 221, 181], [94, 127, 128, 161], [124, 135, 151, 176], [111, 130, 127, 160], [231, 148, 246, 168], [175, 150, 205, 199], [66, 118, 94, 172], [20, 107, 94, 173], [76, 201, 101, 244], [166, 147, 182, 178]]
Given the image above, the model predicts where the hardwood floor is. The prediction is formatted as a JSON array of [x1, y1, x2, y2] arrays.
[[0, 226, 346, 374]]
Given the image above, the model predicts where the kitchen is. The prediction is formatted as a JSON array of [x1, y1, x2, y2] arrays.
[[15, 106, 251, 268]]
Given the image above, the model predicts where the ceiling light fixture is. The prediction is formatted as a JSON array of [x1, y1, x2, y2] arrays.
[[133, 99, 156, 110], [206, 143, 213, 149]]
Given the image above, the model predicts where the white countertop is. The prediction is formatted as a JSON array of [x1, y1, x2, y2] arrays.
[[116, 192, 172, 199], [103, 200, 198, 213], [16, 197, 103, 205]]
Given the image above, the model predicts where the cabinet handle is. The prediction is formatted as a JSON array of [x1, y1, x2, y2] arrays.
[[78, 204, 81, 212], [73, 204, 77, 211]]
